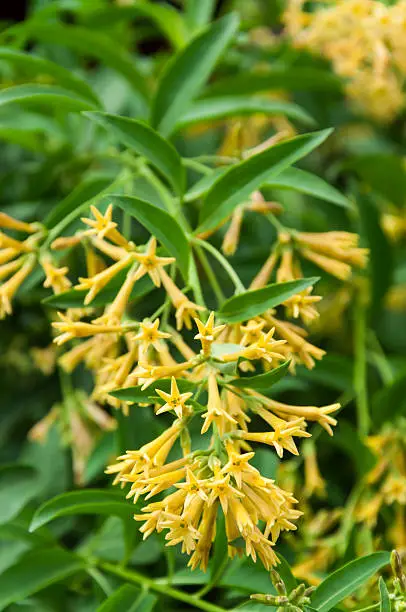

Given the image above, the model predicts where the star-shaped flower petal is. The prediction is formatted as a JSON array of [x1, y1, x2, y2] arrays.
[[133, 237, 175, 287], [156, 376, 193, 419], [194, 312, 226, 356], [134, 318, 171, 351], [81, 204, 129, 248]]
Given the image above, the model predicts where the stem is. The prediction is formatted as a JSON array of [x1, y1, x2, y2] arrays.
[[87, 568, 113, 596], [354, 294, 369, 437], [141, 165, 191, 234], [266, 212, 287, 234], [189, 253, 206, 307], [183, 158, 212, 175], [354, 604, 380, 612], [194, 244, 226, 305], [367, 331, 394, 386], [100, 562, 226, 612], [193, 238, 245, 294]]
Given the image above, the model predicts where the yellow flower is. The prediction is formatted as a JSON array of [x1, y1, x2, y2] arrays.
[[81, 204, 130, 249], [159, 268, 205, 330], [201, 371, 237, 435], [132, 237, 175, 287], [0, 231, 32, 253], [240, 417, 310, 457], [194, 312, 226, 357], [0, 212, 39, 234], [303, 441, 326, 498], [52, 312, 126, 345], [134, 319, 171, 352], [156, 377, 193, 419], [75, 253, 133, 305], [41, 256, 71, 294], [0, 255, 36, 319]]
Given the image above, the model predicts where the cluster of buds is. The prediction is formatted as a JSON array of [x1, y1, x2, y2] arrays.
[[1, 201, 367, 569], [251, 568, 315, 610], [283, 0, 406, 121], [391, 550, 406, 611]]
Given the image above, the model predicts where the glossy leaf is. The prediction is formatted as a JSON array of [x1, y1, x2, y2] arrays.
[[197, 129, 332, 234], [151, 13, 239, 136], [43, 269, 154, 309], [229, 360, 291, 390], [218, 278, 319, 323], [0, 549, 84, 609], [29, 490, 135, 532], [210, 510, 228, 588], [44, 173, 115, 229], [175, 96, 315, 130], [185, 0, 216, 30], [0, 465, 39, 525], [6, 22, 148, 107], [108, 195, 190, 280], [204, 68, 342, 98], [0, 84, 97, 113], [97, 584, 141, 612], [0, 47, 99, 105], [311, 552, 390, 612], [379, 577, 391, 612], [84, 112, 185, 195]]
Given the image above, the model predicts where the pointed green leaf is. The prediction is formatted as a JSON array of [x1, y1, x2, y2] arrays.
[[204, 68, 342, 98], [185, 0, 216, 31], [175, 96, 315, 130], [379, 577, 391, 612], [84, 112, 185, 195], [5, 22, 148, 109], [230, 360, 290, 390], [218, 278, 319, 323], [0, 84, 97, 113], [0, 465, 39, 525], [197, 129, 332, 234], [29, 490, 135, 532], [44, 173, 115, 229], [97, 584, 141, 612], [151, 13, 239, 136], [108, 195, 190, 280], [311, 552, 391, 612], [0, 549, 84, 609], [0, 47, 99, 105]]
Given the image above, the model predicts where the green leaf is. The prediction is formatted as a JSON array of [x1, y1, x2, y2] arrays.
[[151, 13, 239, 136], [185, 0, 216, 30], [229, 360, 290, 390], [218, 278, 319, 323], [311, 552, 390, 612], [265, 167, 352, 209], [97, 584, 141, 612], [0, 84, 97, 113], [358, 194, 393, 319], [276, 554, 297, 593], [175, 96, 315, 130], [111, 378, 197, 403], [297, 354, 353, 393], [0, 549, 84, 609], [210, 510, 228, 588], [29, 490, 135, 532], [81, 3, 188, 50], [5, 22, 149, 108], [379, 577, 391, 612], [349, 154, 406, 208], [84, 112, 185, 195], [43, 269, 154, 309], [331, 421, 375, 478], [0, 465, 39, 525], [371, 366, 406, 427], [204, 68, 342, 98], [0, 47, 99, 105], [44, 173, 115, 229], [108, 195, 190, 280], [197, 129, 332, 234]]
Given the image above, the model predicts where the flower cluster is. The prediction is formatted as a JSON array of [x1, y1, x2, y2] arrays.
[[283, 0, 406, 121], [1, 202, 367, 569]]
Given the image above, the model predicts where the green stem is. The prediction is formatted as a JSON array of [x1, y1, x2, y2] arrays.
[[87, 567, 113, 596], [354, 295, 369, 437], [183, 158, 212, 175], [141, 165, 191, 234], [194, 244, 226, 305], [192, 238, 245, 294], [189, 253, 206, 307], [367, 331, 394, 386], [100, 562, 226, 612], [354, 604, 380, 612]]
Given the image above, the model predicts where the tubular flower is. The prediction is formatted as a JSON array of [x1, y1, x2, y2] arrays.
[[3, 201, 345, 572]]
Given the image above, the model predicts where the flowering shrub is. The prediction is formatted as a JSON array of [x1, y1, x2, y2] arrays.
[[0, 1, 406, 611]]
